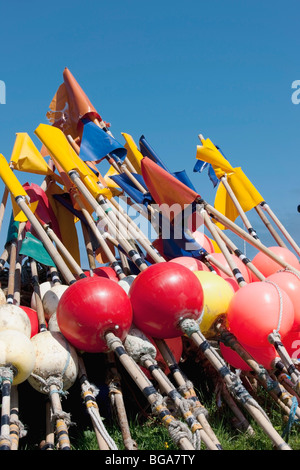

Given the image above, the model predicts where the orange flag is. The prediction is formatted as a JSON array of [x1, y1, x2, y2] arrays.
[[141, 157, 199, 221], [46, 67, 107, 140]]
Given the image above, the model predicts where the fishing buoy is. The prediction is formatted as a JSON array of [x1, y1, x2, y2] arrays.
[[84, 266, 119, 282], [56, 276, 133, 352], [208, 252, 252, 283], [0, 304, 32, 338], [266, 271, 300, 331], [192, 230, 215, 254], [226, 282, 295, 349], [193, 271, 235, 337], [42, 284, 69, 320], [118, 275, 137, 295], [224, 277, 239, 292], [20, 306, 39, 337], [0, 329, 36, 385], [169, 256, 209, 272], [219, 341, 279, 371], [30, 281, 53, 310], [251, 246, 300, 281], [28, 331, 78, 394], [129, 263, 204, 338]]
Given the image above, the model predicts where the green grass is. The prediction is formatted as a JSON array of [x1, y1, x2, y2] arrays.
[[14, 347, 300, 451]]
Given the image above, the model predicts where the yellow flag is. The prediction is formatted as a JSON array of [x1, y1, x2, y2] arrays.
[[103, 165, 123, 195], [228, 167, 264, 210], [45, 181, 81, 266], [122, 132, 143, 175], [35, 124, 103, 199], [10, 195, 39, 222], [214, 167, 264, 229], [214, 182, 239, 229], [196, 138, 235, 175], [10, 133, 63, 184]]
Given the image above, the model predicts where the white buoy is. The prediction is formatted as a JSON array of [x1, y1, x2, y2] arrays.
[[0, 329, 36, 385], [42, 284, 69, 320], [28, 331, 78, 394], [0, 304, 32, 337], [118, 275, 137, 295], [30, 281, 54, 311]]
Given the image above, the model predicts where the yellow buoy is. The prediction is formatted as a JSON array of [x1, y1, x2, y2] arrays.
[[193, 270, 235, 337]]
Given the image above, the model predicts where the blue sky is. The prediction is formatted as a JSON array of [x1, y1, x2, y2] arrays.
[[0, 0, 299, 265]]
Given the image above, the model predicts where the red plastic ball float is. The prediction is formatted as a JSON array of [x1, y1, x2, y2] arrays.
[[266, 271, 300, 331], [56, 276, 133, 353], [219, 341, 279, 371], [226, 281, 294, 349], [208, 252, 252, 283], [169, 256, 209, 272], [191, 231, 215, 254], [129, 263, 204, 339], [250, 246, 300, 281], [83, 266, 119, 282], [20, 306, 39, 338]]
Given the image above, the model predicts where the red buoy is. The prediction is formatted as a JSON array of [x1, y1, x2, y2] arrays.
[[251, 247, 300, 281], [83, 266, 119, 282], [169, 256, 209, 272], [220, 341, 279, 371], [266, 271, 300, 331], [226, 282, 294, 349], [129, 263, 204, 338], [56, 276, 133, 352], [20, 306, 39, 338]]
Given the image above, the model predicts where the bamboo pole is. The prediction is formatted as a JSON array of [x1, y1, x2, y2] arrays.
[[105, 332, 195, 450], [196, 199, 300, 276], [180, 318, 292, 450], [106, 351, 137, 450]]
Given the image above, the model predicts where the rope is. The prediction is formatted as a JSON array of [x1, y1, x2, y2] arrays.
[[29, 374, 68, 397], [263, 280, 283, 335], [9, 417, 27, 439], [151, 394, 196, 448], [282, 396, 300, 441], [81, 380, 118, 450], [0, 367, 14, 386]]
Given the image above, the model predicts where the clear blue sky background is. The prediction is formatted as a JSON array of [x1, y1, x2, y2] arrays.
[[0, 0, 299, 265]]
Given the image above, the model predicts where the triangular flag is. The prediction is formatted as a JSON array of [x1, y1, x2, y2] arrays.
[[19, 232, 56, 267], [141, 157, 198, 221]]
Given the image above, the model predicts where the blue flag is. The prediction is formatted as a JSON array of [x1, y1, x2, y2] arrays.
[[110, 173, 153, 207], [139, 135, 170, 172], [79, 120, 127, 163]]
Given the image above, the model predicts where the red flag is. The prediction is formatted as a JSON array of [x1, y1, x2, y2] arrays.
[[141, 157, 199, 221]]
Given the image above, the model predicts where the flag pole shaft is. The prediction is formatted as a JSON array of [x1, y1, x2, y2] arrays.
[[198, 199, 300, 275], [260, 202, 300, 257]]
